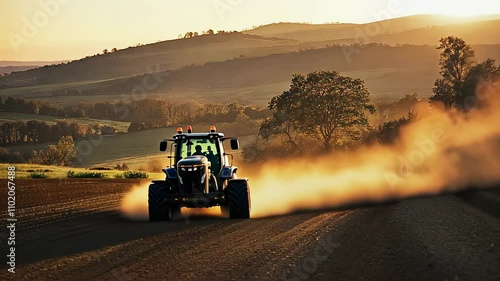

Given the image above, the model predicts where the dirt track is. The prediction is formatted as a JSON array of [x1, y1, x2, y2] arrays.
[[1, 179, 500, 281]]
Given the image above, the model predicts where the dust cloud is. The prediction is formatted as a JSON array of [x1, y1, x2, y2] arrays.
[[120, 184, 149, 220], [121, 80, 500, 220]]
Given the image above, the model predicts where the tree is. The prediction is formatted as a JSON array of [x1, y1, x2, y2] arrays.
[[103, 49, 109, 54], [111, 48, 118, 53], [458, 58, 500, 110], [430, 36, 500, 110], [437, 36, 476, 85], [193, 32, 199, 37], [36, 136, 77, 166], [430, 36, 476, 108], [206, 29, 215, 35], [184, 32, 194, 38], [262, 71, 376, 152]]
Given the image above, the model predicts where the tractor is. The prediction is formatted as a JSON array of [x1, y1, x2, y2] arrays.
[[148, 125, 251, 221]]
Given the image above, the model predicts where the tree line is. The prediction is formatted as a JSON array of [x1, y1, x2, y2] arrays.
[[0, 120, 101, 145], [0, 98, 270, 146], [0, 97, 269, 129], [0, 135, 77, 165], [178, 29, 237, 39]]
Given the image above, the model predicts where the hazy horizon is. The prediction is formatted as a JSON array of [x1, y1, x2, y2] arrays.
[[1, 0, 500, 61]]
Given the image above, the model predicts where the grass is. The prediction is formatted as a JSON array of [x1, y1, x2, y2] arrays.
[[0, 163, 164, 180], [0, 112, 131, 133]]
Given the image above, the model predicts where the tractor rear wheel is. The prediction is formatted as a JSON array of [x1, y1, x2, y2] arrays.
[[226, 179, 251, 219]]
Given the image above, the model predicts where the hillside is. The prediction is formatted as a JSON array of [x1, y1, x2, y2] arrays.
[[246, 15, 500, 38], [245, 17, 500, 45], [2, 44, 498, 105], [0, 33, 298, 88]]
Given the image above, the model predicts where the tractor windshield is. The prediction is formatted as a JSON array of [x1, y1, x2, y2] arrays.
[[178, 138, 221, 173]]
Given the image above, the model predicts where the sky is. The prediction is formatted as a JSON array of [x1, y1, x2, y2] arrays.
[[1, 0, 499, 61]]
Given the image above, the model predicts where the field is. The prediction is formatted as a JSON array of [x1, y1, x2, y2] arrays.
[[1, 179, 499, 280], [0, 112, 131, 132]]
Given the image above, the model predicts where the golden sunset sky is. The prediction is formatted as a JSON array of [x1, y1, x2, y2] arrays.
[[1, 0, 499, 61]]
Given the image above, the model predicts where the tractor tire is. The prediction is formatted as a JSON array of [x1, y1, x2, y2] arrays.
[[226, 179, 251, 219], [148, 181, 172, 221]]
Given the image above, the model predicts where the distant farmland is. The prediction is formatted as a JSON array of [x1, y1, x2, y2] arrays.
[[0, 112, 131, 132], [4, 125, 254, 169]]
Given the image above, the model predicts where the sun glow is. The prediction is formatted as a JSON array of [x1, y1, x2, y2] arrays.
[[412, 0, 499, 17]]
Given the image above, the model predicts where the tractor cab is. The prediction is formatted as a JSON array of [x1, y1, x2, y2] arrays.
[[160, 125, 240, 185]]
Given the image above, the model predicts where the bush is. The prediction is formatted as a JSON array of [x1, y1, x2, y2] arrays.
[[114, 173, 124, 179], [123, 171, 149, 179], [29, 172, 48, 179], [67, 170, 107, 178]]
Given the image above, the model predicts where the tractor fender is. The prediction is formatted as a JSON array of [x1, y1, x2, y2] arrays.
[[162, 167, 178, 180], [219, 166, 238, 180]]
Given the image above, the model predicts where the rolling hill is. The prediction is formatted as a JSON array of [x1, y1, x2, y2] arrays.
[[0, 33, 299, 88], [3, 44, 498, 105], [1, 15, 499, 106], [244, 15, 500, 43]]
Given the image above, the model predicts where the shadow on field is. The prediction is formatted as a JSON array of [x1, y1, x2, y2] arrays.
[[19, 210, 234, 265], [20, 185, 500, 266], [457, 186, 500, 219]]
